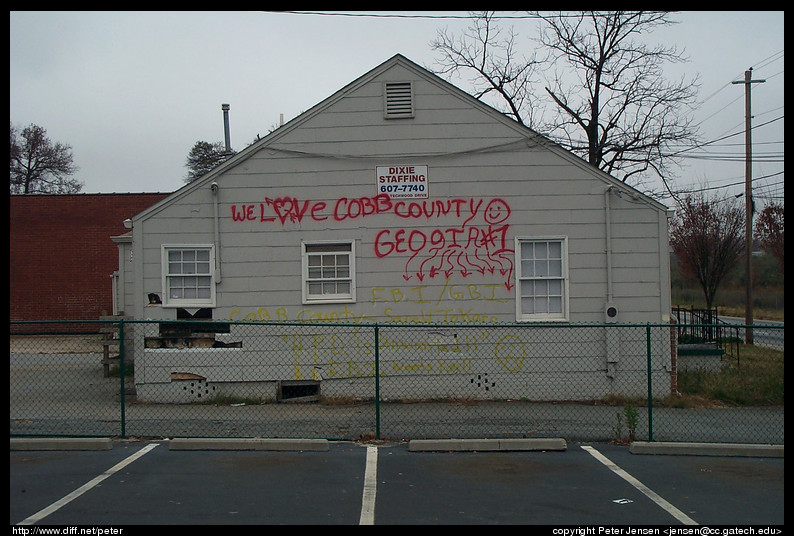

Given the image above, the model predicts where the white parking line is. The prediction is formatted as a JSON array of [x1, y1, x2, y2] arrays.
[[359, 446, 378, 525], [582, 445, 697, 525], [17, 442, 160, 525]]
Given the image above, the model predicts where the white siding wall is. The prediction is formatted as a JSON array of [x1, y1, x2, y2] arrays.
[[130, 57, 672, 402]]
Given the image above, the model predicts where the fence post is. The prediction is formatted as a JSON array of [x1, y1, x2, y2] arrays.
[[646, 323, 653, 442], [119, 319, 126, 439], [374, 324, 380, 440], [736, 326, 741, 368]]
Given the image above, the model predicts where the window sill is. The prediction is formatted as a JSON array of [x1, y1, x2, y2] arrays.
[[302, 297, 356, 306], [516, 316, 569, 323]]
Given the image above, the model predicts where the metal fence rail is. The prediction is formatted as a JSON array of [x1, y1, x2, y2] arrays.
[[9, 320, 784, 444]]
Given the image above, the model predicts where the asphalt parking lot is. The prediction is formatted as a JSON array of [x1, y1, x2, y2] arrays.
[[9, 438, 784, 527]]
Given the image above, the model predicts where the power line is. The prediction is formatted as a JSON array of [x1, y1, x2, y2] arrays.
[[267, 11, 669, 20], [696, 50, 783, 106], [677, 174, 784, 194], [268, 11, 510, 19], [664, 115, 783, 158]]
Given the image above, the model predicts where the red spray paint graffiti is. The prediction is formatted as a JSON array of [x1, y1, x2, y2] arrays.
[[230, 195, 514, 289], [373, 199, 514, 289]]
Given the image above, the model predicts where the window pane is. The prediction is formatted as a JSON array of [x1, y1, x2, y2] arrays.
[[549, 280, 562, 295], [308, 267, 321, 278], [522, 242, 534, 261], [521, 297, 534, 314], [549, 259, 562, 277], [549, 242, 561, 258], [536, 280, 548, 296], [536, 242, 547, 259], [520, 280, 533, 297], [549, 297, 562, 313], [521, 260, 533, 277], [306, 243, 351, 253], [308, 282, 322, 294], [535, 260, 548, 277]]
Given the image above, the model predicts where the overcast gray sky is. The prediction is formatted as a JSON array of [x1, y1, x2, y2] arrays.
[[10, 11, 784, 208]]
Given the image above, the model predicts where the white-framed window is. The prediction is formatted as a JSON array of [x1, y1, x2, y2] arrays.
[[161, 245, 216, 308], [515, 237, 569, 322], [301, 240, 356, 304]]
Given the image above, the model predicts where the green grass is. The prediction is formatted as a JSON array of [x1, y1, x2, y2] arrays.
[[676, 343, 784, 406], [672, 285, 784, 321], [716, 305, 784, 322], [599, 342, 784, 409]]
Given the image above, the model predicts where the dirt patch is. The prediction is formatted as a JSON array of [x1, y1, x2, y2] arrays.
[[9, 334, 104, 354]]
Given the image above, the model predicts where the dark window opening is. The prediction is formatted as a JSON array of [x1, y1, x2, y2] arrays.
[[279, 381, 320, 402]]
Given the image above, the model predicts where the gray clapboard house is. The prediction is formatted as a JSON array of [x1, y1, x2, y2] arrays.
[[117, 54, 674, 403]]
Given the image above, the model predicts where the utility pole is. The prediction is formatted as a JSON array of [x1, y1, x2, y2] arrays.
[[732, 68, 764, 344]]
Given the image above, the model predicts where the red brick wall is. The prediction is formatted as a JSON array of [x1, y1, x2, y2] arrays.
[[10, 193, 170, 329]]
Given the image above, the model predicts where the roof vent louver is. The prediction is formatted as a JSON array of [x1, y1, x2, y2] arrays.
[[384, 81, 414, 118]]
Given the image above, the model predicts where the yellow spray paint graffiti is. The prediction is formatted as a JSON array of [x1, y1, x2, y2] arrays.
[[227, 282, 523, 380]]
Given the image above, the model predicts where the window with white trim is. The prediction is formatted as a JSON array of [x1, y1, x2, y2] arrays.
[[302, 241, 356, 304], [162, 245, 215, 307], [515, 237, 568, 321]]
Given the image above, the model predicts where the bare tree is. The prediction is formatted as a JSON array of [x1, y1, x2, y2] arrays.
[[431, 12, 541, 127], [754, 202, 784, 271], [670, 193, 745, 309], [10, 122, 82, 194], [431, 11, 700, 196]]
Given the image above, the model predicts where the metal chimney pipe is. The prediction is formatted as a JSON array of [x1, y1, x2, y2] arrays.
[[222, 104, 231, 154]]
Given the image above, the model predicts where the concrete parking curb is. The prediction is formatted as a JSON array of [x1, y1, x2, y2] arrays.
[[408, 438, 567, 452], [630, 441, 784, 457], [168, 438, 329, 451], [10, 438, 113, 451]]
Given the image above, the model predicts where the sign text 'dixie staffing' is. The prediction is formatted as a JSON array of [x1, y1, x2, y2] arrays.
[[377, 165, 428, 199]]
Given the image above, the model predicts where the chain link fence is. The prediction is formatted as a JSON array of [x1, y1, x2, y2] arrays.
[[10, 320, 783, 444]]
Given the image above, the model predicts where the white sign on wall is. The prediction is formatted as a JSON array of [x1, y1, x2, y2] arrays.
[[376, 165, 428, 199]]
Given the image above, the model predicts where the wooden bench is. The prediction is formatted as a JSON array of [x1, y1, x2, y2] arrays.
[[99, 315, 131, 377], [101, 339, 120, 378]]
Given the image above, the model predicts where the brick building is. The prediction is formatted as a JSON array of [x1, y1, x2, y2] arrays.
[[10, 193, 169, 330]]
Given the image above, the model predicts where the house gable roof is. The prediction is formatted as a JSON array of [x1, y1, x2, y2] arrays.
[[134, 53, 667, 222]]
